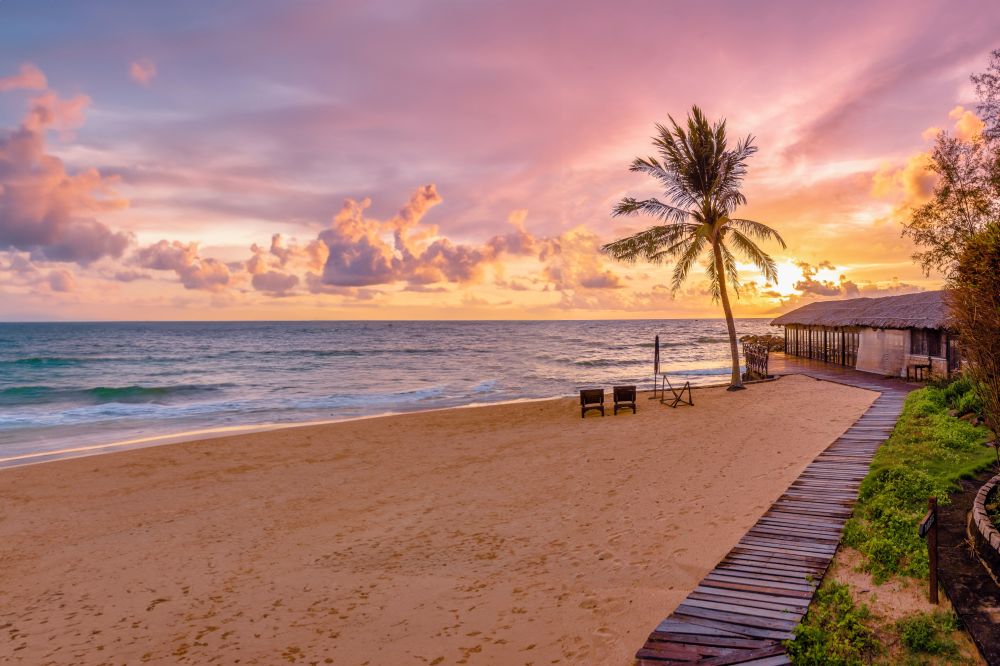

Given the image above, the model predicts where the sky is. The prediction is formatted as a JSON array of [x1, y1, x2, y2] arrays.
[[1, 0, 998, 321]]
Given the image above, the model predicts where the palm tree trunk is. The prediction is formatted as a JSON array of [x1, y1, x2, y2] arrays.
[[713, 242, 745, 391]]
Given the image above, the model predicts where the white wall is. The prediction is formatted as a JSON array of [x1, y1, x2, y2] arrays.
[[856, 328, 907, 376]]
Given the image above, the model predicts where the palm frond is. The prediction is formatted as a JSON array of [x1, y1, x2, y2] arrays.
[[670, 229, 708, 291], [612, 197, 692, 223], [601, 223, 697, 263], [705, 253, 721, 302], [727, 228, 779, 284], [728, 218, 787, 249], [720, 242, 741, 296]]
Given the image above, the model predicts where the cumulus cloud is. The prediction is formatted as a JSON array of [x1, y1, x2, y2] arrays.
[[316, 186, 537, 289], [47, 269, 76, 292], [2, 252, 39, 275], [129, 58, 157, 86], [871, 152, 936, 208], [793, 260, 843, 296], [579, 272, 623, 289], [251, 270, 299, 295], [770, 260, 924, 312], [0, 63, 47, 92], [0, 68, 131, 264], [873, 106, 985, 213], [948, 105, 985, 141], [243, 233, 326, 295], [111, 269, 149, 282], [134, 240, 232, 292]]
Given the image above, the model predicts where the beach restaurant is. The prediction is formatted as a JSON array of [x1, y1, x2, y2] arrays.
[[770, 290, 959, 379]]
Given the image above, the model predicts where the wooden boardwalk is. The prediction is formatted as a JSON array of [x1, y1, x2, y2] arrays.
[[636, 355, 916, 665]]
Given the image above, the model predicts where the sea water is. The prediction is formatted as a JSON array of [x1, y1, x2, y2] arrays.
[[0, 319, 776, 465]]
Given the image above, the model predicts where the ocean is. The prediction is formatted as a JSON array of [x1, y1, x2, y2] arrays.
[[0, 319, 776, 466]]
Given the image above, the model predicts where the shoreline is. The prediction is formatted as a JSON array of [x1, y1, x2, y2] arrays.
[[0, 380, 762, 471], [0, 394, 565, 470]]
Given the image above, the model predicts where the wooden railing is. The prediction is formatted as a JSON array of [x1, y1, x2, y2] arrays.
[[742, 342, 770, 380]]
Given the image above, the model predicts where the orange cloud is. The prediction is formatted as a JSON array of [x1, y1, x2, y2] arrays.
[[871, 104, 987, 227], [871, 152, 935, 207], [948, 105, 985, 141]]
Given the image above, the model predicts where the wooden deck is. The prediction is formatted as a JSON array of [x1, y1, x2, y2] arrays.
[[636, 354, 917, 665]]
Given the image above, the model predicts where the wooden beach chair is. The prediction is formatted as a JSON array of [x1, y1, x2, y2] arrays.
[[613, 385, 636, 415], [657, 374, 693, 408], [579, 389, 605, 418]]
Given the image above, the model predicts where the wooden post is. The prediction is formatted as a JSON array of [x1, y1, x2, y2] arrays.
[[928, 497, 938, 604], [919, 497, 939, 604]]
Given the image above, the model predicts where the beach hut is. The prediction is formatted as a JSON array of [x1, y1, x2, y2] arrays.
[[770, 290, 959, 379]]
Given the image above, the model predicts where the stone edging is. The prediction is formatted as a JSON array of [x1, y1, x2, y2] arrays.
[[971, 473, 1000, 581]]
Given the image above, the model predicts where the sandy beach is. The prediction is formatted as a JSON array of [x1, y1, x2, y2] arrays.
[[0, 375, 876, 665]]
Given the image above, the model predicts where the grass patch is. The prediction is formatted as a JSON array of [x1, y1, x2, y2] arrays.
[[842, 380, 996, 583], [896, 611, 960, 657], [786, 581, 880, 666]]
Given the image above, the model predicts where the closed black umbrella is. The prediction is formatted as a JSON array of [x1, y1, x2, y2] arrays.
[[653, 334, 660, 393]]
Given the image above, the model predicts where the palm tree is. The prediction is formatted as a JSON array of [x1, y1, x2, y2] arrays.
[[603, 106, 785, 390]]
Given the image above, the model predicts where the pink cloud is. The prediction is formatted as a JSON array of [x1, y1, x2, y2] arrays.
[[129, 58, 157, 86], [134, 240, 232, 291], [251, 270, 299, 296], [0, 77, 130, 264], [24, 91, 91, 132], [0, 64, 47, 92], [315, 185, 538, 288]]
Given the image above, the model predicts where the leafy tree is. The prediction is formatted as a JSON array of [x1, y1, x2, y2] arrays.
[[602, 106, 784, 390], [903, 50, 1000, 278], [948, 222, 1000, 457], [901, 132, 998, 277], [972, 48, 1000, 142]]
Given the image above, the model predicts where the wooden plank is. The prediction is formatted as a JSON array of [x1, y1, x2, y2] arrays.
[[680, 598, 799, 621], [648, 631, 773, 649], [695, 644, 790, 665], [699, 578, 815, 599], [692, 585, 812, 608], [655, 619, 747, 637], [689, 591, 805, 614]]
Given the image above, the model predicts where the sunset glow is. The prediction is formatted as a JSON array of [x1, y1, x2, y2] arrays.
[[2, 0, 998, 320]]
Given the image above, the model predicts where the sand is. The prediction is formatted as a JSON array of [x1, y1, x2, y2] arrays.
[[0, 374, 876, 665]]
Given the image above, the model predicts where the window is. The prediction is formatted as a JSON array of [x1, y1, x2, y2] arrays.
[[910, 328, 942, 357]]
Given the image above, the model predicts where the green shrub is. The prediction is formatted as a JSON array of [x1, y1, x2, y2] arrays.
[[786, 582, 879, 665], [896, 611, 960, 656]]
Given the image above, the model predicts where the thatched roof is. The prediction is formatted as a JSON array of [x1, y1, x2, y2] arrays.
[[770, 290, 952, 329]]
